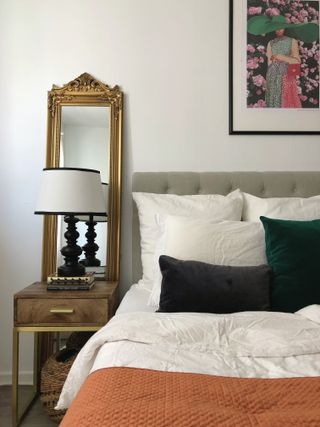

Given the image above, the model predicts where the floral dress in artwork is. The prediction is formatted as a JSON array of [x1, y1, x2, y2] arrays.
[[266, 36, 301, 108]]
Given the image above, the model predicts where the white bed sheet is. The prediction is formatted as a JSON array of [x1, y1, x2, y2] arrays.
[[115, 284, 155, 314]]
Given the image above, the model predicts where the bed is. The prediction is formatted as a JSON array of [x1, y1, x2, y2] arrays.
[[58, 172, 320, 426]]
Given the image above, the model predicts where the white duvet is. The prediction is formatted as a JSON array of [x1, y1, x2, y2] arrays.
[[56, 305, 320, 410]]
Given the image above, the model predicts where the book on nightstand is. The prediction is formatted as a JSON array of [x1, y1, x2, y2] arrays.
[[47, 282, 95, 291], [47, 272, 95, 290]]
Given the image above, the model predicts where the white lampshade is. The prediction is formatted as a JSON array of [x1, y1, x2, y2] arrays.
[[34, 168, 106, 216], [77, 183, 109, 222]]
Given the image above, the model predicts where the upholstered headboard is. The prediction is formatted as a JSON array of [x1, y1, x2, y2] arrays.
[[132, 172, 320, 283]]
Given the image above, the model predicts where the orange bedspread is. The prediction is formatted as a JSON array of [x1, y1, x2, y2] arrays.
[[60, 367, 320, 427]]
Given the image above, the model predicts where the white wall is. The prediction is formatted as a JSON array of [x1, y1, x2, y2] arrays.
[[1, 0, 320, 384]]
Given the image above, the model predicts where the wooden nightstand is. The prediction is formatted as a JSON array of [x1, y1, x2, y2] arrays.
[[12, 280, 119, 427]]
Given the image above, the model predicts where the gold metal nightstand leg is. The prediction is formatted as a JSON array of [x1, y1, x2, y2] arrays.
[[12, 330, 40, 427], [12, 328, 19, 427], [11, 325, 101, 426], [33, 332, 40, 393]]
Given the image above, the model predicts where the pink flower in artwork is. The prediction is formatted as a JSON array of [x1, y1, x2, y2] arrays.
[[299, 95, 308, 102], [305, 83, 313, 92], [248, 6, 262, 15], [252, 99, 266, 108], [308, 7, 318, 17], [252, 74, 266, 87], [256, 89, 262, 95], [266, 7, 280, 16], [247, 58, 259, 70], [247, 44, 255, 53], [291, 16, 299, 24]]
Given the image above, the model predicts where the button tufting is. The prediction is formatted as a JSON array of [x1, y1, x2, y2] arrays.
[[259, 186, 266, 196]]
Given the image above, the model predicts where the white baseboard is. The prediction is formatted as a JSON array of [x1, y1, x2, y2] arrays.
[[0, 371, 33, 386]]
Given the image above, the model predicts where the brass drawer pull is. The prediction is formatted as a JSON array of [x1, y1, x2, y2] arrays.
[[50, 308, 74, 314]]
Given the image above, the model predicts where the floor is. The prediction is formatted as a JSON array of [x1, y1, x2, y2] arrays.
[[0, 386, 57, 426]]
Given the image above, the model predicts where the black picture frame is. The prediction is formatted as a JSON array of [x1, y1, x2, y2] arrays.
[[229, 0, 320, 135]]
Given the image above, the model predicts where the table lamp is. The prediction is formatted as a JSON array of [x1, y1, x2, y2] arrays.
[[78, 183, 108, 267], [35, 167, 106, 277]]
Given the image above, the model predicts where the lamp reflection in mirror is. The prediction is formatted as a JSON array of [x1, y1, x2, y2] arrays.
[[78, 183, 108, 267], [35, 168, 106, 277]]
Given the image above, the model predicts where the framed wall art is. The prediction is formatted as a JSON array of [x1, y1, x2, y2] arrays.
[[229, 0, 320, 134]]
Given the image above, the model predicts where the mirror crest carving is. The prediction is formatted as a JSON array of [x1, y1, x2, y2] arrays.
[[48, 73, 122, 117]]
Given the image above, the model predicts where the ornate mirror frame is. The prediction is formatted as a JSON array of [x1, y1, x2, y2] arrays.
[[42, 73, 122, 281]]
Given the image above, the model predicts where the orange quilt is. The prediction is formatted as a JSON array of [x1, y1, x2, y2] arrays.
[[60, 367, 320, 427]]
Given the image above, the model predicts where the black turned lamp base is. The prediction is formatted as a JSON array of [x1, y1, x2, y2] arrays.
[[58, 263, 85, 277], [58, 215, 85, 277], [80, 257, 101, 267], [79, 216, 101, 267]]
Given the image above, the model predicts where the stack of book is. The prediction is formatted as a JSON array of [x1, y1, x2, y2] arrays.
[[47, 272, 95, 290]]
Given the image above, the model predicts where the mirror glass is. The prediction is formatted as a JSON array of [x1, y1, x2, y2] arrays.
[[57, 105, 110, 276]]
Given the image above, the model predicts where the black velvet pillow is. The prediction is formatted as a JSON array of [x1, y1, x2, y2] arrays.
[[158, 255, 272, 314]]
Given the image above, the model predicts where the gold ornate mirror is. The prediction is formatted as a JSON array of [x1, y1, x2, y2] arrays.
[[42, 73, 122, 281]]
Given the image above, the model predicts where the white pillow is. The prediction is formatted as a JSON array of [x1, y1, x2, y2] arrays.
[[149, 216, 266, 307], [133, 190, 243, 289], [242, 192, 320, 222]]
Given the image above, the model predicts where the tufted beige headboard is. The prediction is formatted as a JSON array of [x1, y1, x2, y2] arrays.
[[132, 171, 320, 283]]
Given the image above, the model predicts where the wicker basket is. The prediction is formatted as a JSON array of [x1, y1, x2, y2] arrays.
[[40, 332, 94, 423], [40, 349, 77, 423]]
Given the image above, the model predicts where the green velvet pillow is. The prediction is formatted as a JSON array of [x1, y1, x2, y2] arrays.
[[260, 216, 320, 313]]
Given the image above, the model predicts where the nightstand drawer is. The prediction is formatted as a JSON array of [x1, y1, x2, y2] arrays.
[[16, 298, 108, 326]]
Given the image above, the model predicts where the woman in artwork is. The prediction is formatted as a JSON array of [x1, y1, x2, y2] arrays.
[[248, 15, 319, 109], [266, 29, 301, 108]]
